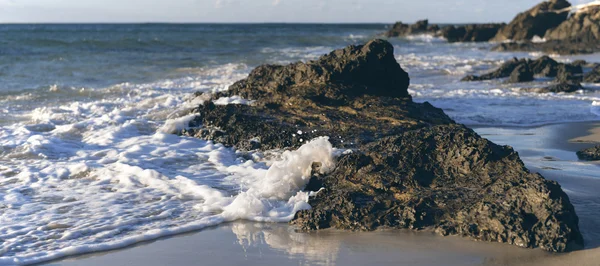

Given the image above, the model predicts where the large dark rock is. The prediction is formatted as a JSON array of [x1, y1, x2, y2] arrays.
[[461, 58, 526, 81], [293, 124, 583, 252], [440, 24, 505, 43], [556, 64, 583, 83], [577, 145, 600, 161], [183, 40, 583, 252], [545, 6, 600, 43], [492, 0, 571, 42], [584, 65, 600, 83], [508, 64, 535, 83], [385, 19, 435, 37]]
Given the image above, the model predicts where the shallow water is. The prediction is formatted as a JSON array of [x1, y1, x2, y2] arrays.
[[0, 24, 599, 265]]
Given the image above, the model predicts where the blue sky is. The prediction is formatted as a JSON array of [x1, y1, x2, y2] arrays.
[[0, 0, 593, 23]]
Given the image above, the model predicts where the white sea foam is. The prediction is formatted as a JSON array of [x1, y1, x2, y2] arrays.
[[0, 62, 339, 265]]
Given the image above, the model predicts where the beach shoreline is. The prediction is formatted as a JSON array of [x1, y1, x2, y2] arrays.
[[43, 121, 600, 266]]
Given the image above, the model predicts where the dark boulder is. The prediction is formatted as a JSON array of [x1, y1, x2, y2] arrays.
[[508, 64, 535, 83], [462, 56, 584, 87], [492, 0, 572, 42], [183, 40, 583, 252], [441, 24, 505, 43], [293, 124, 583, 252], [545, 6, 600, 43], [577, 145, 600, 161], [530, 56, 560, 77], [583, 65, 600, 83], [386, 19, 434, 37], [556, 64, 583, 83]]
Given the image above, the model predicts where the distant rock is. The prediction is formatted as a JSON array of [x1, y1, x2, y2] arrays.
[[182, 40, 584, 252], [538, 82, 584, 93], [508, 64, 535, 83], [462, 56, 586, 90], [440, 24, 505, 43], [492, 0, 571, 42], [385, 19, 435, 37], [577, 145, 600, 161], [583, 65, 600, 83], [545, 6, 600, 43], [491, 40, 600, 55]]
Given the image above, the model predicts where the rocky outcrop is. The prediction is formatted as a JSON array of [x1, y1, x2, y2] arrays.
[[545, 6, 600, 43], [440, 24, 505, 43], [577, 145, 600, 161], [462, 56, 586, 91], [508, 64, 535, 83], [492, 0, 571, 42], [584, 65, 600, 83], [491, 40, 600, 55], [184, 40, 583, 252], [385, 19, 436, 37]]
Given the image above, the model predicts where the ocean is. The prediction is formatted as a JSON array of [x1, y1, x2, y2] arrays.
[[0, 24, 599, 265]]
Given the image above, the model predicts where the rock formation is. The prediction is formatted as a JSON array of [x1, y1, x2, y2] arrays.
[[584, 65, 600, 83], [440, 24, 505, 43], [545, 5, 600, 43], [462, 56, 586, 92], [183, 40, 584, 252], [385, 19, 435, 37], [492, 0, 571, 42], [577, 145, 600, 161]]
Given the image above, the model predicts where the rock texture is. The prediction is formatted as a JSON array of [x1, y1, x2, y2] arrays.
[[184, 40, 583, 252], [545, 6, 600, 43], [577, 145, 600, 161], [492, 0, 571, 42], [440, 24, 505, 43], [492, 4, 600, 55], [584, 65, 600, 83], [385, 19, 435, 37], [462, 56, 586, 92]]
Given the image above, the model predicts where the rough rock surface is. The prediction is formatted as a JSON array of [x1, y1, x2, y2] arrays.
[[183, 40, 583, 252], [440, 24, 505, 43], [508, 64, 535, 83], [385, 19, 434, 37], [461, 56, 586, 91], [577, 145, 600, 161], [584, 65, 600, 83], [492, 0, 571, 42], [545, 6, 600, 43]]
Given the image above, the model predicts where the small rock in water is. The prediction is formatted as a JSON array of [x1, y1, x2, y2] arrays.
[[577, 145, 600, 161]]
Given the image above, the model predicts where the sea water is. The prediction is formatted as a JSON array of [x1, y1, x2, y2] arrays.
[[0, 24, 599, 265]]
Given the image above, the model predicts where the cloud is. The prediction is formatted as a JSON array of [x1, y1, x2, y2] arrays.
[[273, 0, 281, 6]]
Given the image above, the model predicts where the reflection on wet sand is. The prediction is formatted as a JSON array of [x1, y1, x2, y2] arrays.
[[230, 222, 600, 266]]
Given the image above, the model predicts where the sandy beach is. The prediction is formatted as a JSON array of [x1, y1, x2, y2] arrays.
[[42, 121, 600, 266]]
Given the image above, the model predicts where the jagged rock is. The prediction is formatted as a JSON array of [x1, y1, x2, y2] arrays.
[[508, 64, 535, 83], [583, 65, 600, 83], [545, 6, 600, 43], [572, 60, 588, 67], [385, 19, 434, 37], [492, 0, 571, 42], [577, 145, 600, 161], [462, 56, 584, 87], [530, 56, 560, 77], [183, 40, 583, 252], [293, 124, 583, 252], [440, 24, 505, 42], [556, 64, 583, 83]]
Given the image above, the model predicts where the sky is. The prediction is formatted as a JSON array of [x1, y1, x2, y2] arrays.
[[0, 0, 594, 23]]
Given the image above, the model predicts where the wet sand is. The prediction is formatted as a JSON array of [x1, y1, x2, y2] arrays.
[[45, 122, 600, 266]]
